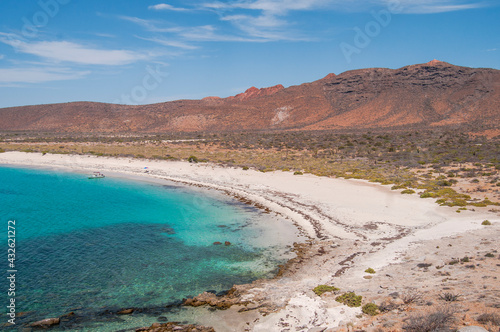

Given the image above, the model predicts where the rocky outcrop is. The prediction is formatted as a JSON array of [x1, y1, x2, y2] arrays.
[[182, 289, 248, 309], [136, 322, 215, 332], [227, 84, 285, 102]]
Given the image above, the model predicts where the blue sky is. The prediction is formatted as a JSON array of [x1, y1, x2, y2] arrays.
[[0, 0, 499, 108]]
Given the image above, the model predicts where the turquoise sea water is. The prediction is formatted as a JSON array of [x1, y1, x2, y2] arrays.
[[0, 166, 299, 331]]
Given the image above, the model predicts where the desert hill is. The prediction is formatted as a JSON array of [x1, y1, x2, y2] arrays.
[[1, 60, 499, 133]]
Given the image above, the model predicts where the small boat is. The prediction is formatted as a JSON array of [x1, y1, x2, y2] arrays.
[[88, 172, 105, 179]]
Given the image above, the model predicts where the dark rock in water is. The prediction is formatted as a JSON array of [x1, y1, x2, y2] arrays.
[[206, 290, 217, 294], [213, 241, 222, 245], [217, 225, 228, 228], [224, 241, 231, 246], [161, 227, 176, 235], [31, 317, 60, 327], [117, 308, 134, 315], [157, 316, 168, 322]]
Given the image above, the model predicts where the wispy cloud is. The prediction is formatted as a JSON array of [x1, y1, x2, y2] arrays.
[[0, 66, 90, 84], [387, 0, 486, 14], [0, 35, 151, 65], [136, 36, 198, 50], [129, 0, 488, 46], [121, 16, 267, 43], [94, 32, 116, 38], [119, 15, 181, 33], [148, 3, 189, 11], [201, 0, 327, 40], [0, 54, 4, 60]]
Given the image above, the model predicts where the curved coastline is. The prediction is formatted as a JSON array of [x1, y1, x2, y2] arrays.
[[1, 151, 499, 331]]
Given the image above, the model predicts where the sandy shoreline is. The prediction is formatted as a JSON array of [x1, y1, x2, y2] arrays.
[[1, 151, 499, 331]]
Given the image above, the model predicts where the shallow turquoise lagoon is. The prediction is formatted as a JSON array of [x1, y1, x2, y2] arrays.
[[0, 166, 299, 330]]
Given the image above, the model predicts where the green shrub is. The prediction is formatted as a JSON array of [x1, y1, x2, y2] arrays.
[[188, 155, 198, 163], [335, 292, 362, 307], [482, 220, 492, 225], [294, 171, 303, 175], [401, 189, 416, 194], [242, 166, 249, 170], [362, 303, 379, 316], [313, 285, 339, 296], [0, 148, 5, 153], [485, 253, 495, 258], [364, 268, 376, 274]]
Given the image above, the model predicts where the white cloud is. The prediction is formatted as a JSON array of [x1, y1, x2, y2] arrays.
[[0, 37, 150, 65], [149, 3, 189, 11], [0, 67, 90, 84], [0, 54, 4, 60]]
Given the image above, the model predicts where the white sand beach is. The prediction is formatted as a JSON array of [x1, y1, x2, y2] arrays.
[[1, 151, 498, 331]]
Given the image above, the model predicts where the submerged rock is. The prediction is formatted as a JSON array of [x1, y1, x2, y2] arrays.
[[117, 308, 134, 315], [31, 317, 60, 327]]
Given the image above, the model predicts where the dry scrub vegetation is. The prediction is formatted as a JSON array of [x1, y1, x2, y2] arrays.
[[1, 130, 499, 208]]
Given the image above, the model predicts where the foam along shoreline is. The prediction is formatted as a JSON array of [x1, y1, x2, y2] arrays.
[[1, 151, 498, 331]]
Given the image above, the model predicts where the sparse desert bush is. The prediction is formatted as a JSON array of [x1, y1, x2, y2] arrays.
[[312, 285, 339, 296], [335, 292, 362, 307], [477, 312, 500, 326], [362, 303, 379, 316], [378, 300, 399, 312], [402, 306, 457, 332], [293, 171, 303, 175], [482, 220, 492, 225], [364, 268, 376, 274], [438, 292, 461, 302], [485, 253, 495, 258], [0, 148, 4, 153], [401, 289, 423, 304], [242, 166, 249, 170]]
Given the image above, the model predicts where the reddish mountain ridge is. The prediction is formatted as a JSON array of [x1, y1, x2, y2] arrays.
[[1, 61, 499, 133]]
